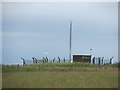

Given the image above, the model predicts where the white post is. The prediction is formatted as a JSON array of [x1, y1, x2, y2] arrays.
[[69, 21, 72, 62]]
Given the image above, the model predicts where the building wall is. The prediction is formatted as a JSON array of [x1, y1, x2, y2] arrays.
[[73, 55, 91, 63]]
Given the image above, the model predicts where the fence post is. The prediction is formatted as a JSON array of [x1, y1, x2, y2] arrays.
[[23, 60, 26, 65], [43, 57, 46, 62], [35, 57, 37, 63], [58, 57, 60, 62], [46, 57, 48, 63], [92, 57, 95, 64], [101, 57, 104, 65], [64, 57, 65, 62], [110, 57, 113, 64], [32, 57, 35, 63], [98, 57, 100, 65], [53, 58, 55, 63], [21, 57, 26, 66]]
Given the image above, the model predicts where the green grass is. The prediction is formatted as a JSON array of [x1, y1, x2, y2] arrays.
[[2, 62, 95, 72], [2, 62, 118, 88], [2, 62, 117, 72], [3, 71, 118, 88]]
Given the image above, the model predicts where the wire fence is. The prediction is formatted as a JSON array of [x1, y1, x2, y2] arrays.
[[21, 57, 70, 65], [92, 57, 112, 65], [21, 57, 113, 65]]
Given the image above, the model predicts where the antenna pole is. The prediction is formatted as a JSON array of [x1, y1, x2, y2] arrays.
[[69, 21, 72, 62]]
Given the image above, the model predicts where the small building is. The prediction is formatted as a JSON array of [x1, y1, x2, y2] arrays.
[[73, 54, 91, 63]]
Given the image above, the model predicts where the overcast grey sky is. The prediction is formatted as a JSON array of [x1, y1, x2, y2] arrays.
[[2, 2, 118, 64]]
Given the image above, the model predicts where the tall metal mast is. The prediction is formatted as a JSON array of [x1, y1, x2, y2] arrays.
[[69, 21, 72, 62]]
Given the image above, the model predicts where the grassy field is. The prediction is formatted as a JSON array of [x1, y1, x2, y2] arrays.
[[2, 62, 119, 88]]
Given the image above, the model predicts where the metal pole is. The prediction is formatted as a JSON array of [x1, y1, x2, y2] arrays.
[[69, 21, 72, 62]]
